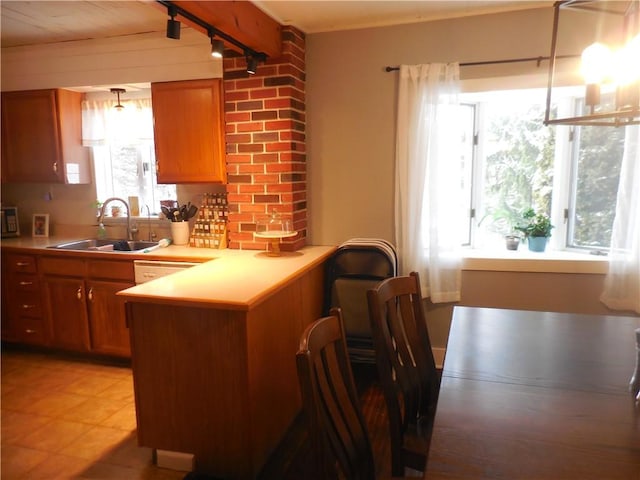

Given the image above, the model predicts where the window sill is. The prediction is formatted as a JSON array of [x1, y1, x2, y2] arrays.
[[462, 249, 609, 275]]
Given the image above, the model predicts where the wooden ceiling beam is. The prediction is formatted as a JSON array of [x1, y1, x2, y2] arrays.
[[151, 1, 282, 58]]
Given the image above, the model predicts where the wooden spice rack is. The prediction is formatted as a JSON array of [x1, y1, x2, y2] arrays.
[[190, 193, 228, 249]]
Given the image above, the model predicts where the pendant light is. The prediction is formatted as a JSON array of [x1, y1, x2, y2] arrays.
[[110, 88, 126, 110]]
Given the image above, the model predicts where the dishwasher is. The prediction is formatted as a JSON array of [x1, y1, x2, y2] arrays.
[[133, 260, 200, 284]]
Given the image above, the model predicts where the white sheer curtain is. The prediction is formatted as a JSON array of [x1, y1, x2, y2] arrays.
[[600, 125, 640, 314], [395, 64, 463, 303], [81, 98, 153, 146]]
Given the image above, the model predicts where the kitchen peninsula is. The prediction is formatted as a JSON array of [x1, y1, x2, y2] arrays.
[[117, 245, 334, 479]]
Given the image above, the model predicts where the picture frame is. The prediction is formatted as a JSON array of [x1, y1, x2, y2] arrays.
[[32, 213, 49, 238]]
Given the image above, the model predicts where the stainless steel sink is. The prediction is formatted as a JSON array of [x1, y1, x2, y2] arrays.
[[48, 239, 159, 253]]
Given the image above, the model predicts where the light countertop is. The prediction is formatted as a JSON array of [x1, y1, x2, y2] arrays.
[[117, 245, 335, 311], [2, 236, 336, 311]]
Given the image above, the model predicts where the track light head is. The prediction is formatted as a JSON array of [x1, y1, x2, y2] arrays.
[[246, 53, 259, 75], [210, 36, 224, 59], [166, 6, 180, 40]]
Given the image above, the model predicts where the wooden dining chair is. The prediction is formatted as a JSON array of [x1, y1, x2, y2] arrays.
[[296, 308, 376, 480], [367, 271, 440, 477]]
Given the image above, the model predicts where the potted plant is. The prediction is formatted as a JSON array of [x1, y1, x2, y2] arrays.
[[515, 208, 554, 252]]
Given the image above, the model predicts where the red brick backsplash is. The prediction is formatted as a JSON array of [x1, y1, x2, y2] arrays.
[[223, 26, 306, 251]]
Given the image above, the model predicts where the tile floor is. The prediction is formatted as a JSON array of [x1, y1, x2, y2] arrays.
[[1, 347, 187, 479]]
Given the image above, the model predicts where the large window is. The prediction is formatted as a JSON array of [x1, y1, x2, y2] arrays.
[[459, 87, 626, 252], [82, 94, 176, 216]]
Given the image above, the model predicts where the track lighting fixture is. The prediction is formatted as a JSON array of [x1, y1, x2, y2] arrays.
[[157, 1, 268, 74], [166, 5, 181, 40], [210, 33, 224, 59], [246, 53, 259, 75], [110, 88, 126, 110]]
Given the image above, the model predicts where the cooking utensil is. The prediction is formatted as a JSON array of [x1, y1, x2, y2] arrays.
[[187, 204, 198, 220]]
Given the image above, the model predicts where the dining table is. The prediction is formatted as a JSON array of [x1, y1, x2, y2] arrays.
[[424, 306, 640, 479]]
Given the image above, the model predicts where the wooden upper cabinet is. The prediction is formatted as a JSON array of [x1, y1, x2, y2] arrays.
[[1, 89, 90, 184], [151, 78, 226, 184]]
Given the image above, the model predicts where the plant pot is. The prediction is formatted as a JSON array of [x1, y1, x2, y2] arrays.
[[505, 235, 520, 251], [527, 236, 548, 252]]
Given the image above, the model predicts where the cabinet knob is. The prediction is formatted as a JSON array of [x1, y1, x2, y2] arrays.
[[21, 304, 35, 310], [16, 262, 30, 267], [88, 287, 94, 301], [53, 162, 58, 173], [25, 329, 37, 334], [76, 287, 83, 300], [19, 281, 34, 286]]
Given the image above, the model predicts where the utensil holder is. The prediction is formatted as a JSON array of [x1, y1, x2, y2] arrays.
[[171, 221, 190, 246]]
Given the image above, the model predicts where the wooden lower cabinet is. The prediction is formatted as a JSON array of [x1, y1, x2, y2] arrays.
[[1, 252, 48, 345], [127, 261, 325, 479], [44, 275, 91, 351], [38, 254, 134, 357], [87, 279, 132, 357]]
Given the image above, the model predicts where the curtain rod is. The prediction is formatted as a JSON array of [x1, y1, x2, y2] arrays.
[[384, 54, 579, 72]]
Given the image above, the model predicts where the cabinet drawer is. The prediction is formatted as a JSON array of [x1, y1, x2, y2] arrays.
[[14, 317, 47, 344], [11, 292, 43, 318], [88, 260, 134, 282], [11, 273, 39, 292], [40, 256, 86, 276], [6, 254, 37, 273]]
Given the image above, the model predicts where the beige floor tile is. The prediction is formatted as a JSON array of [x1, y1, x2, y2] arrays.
[[1, 410, 53, 446], [99, 378, 135, 402], [94, 431, 153, 469], [19, 453, 94, 480], [0, 444, 49, 479], [1, 365, 52, 387], [62, 374, 121, 397], [59, 396, 130, 425], [77, 461, 185, 480], [15, 418, 94, 453], [58, 425, 133, 462], [1, 388, 49, 414], [29, 390, 89, 418], [1, 350, 192, 480], [99, 403, 138, 431]]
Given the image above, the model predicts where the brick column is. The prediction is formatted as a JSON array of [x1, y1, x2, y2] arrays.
[[223, 26, 306, 251]]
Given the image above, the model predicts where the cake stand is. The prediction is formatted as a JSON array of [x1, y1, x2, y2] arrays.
[[254, 231, 297, 256]]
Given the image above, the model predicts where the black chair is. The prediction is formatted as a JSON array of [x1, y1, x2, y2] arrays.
[[367, 271, 440, 477], [296, 308, 376, 480]]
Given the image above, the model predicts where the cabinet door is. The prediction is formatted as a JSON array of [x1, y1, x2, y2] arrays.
[[43, 276, 91, 351], [87, 279, 133, 357], [1, 89, 89, 184], [151, 79, 226, 184]]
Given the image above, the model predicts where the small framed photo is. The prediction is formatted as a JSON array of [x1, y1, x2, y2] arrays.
[[32, 213, 49, 238]]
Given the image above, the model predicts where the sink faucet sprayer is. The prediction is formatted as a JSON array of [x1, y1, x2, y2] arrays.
[[98, 197, 135, 241]]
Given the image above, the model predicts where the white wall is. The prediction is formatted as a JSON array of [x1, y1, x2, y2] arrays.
[[305, 6, 597, 246]]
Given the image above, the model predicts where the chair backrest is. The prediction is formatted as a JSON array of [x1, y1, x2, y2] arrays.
[[367, 271, 439, 475], [296, 308, 376, 480]]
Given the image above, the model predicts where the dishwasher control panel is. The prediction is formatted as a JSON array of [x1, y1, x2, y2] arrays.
[[133, 260, 200, 284]]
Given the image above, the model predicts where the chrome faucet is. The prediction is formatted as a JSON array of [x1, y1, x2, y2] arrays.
[[98, 197, 134, 241], [142, 204, 156, 241]]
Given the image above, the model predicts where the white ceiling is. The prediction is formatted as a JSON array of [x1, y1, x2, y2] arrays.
[[0, 0, 552, 48], [254, 1, 552, 33]]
